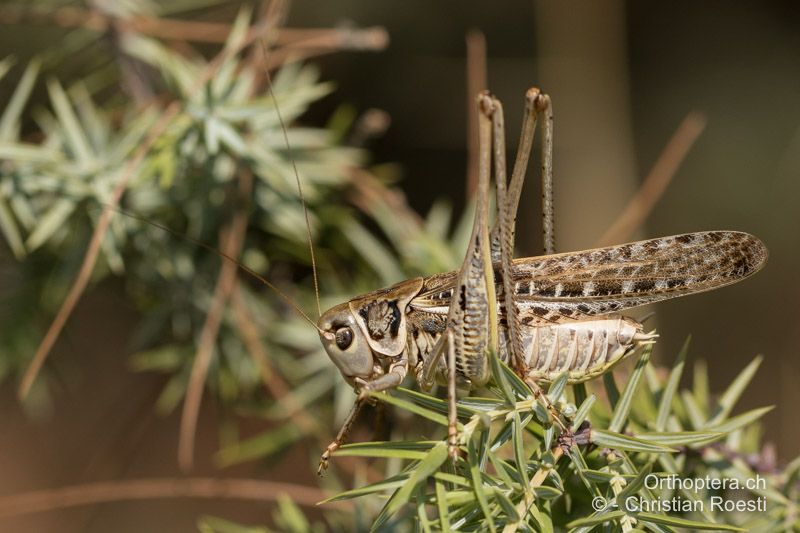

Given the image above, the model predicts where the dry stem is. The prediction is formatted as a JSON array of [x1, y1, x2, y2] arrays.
[[347, 168, 425, 230], [0, 4, 386, 49], [465, 29, 487, 200], [178, 170, 252, 471], [229, 287, 324, 439], [0, 477, 347, 518]]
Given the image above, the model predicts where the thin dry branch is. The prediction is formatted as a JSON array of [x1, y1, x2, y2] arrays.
[[231, 287, 386, 482], [347, 168, 425, 231], [270, 26, 389, 52], [0, 477, 347, 518], [0, 3, 386, 49], [245, 0, 281, 89], [230, 287, 323, 439], [465, 29, 487, 200], [595, 111, 707, 247], [262, 31, 389, 71], [178, 170, 252, 471], [18, 14, 283, 400]]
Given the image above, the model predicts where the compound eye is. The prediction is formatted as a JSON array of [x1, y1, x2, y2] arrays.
[[335, 327, 354, 350]]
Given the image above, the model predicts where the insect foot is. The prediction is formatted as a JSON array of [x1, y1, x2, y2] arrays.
[[317, 447, 335, 476], [556, 427, 577, 453], [554, 420, 592, 455]]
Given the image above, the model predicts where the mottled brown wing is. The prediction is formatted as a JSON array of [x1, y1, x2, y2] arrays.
[[512, 231, 767, 323], [410, 231, 767, 324]]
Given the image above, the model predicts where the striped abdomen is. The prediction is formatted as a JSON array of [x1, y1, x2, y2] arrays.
[[503, 317, 656, 383]]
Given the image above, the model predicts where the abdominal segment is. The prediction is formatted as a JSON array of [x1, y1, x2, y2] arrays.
[[501, 316, 656, 383]]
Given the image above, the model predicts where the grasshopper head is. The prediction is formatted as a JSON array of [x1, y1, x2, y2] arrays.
[[318, 302, 376, 387], [317, 278, 425, 389]]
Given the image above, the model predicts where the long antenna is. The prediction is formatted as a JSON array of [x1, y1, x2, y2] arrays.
[[100, 204, 331, 338], [261, 56, 323, 319], [115, 21, 331, 341]]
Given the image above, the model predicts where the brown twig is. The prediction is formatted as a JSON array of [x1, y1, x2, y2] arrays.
[[178, 170, 252, 471], [262, 29, 389, 71], [0, 3, 386, 49], [465, 29, 487, 200], [253, 0, 385, 65], [595, 111, 707, 247], [118, 16, 233, 43], [0, 5, 228, 40], [348, 108, 391, 147], [230, 287, 323, 437], [347, 168, 425, 231], [271, 26, 389, 52], [0, 477, 347, 518], [245, 0, 279, 90], [18, 14, 282, 399], [230, 287, 386, 482]]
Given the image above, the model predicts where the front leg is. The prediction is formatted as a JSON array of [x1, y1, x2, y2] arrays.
[[417, 329, 447, 391], [318, 357, 408, 476], [317, 398, 365, 476], [356, 357, 409, 400]]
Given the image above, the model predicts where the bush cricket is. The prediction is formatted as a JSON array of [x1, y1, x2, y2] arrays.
[[313, 88, 768, 474]]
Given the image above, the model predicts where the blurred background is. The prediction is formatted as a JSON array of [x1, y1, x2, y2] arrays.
[[0, 0, 798, 531]]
